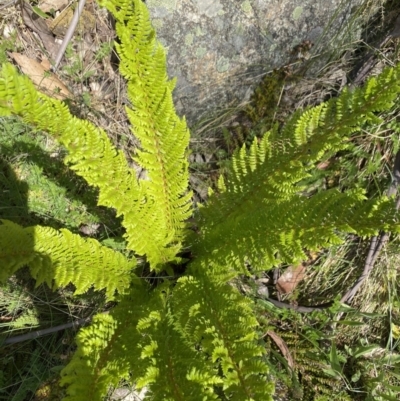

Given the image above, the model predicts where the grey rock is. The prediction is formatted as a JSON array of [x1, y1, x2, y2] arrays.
[[257, 284, 269, 298], [145, 0, 371, 127], [110, 387, 147, 400]]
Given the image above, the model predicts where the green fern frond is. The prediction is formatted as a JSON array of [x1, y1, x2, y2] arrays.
[[0, 219, 135, 299], [60, 313, 122, 401], [0, 35, 191, 269], [171, 271, 274, 400], [191, 63, 400, 273], [61, 285, 222, 401], [134, 287, 222, 400], [294, 104, 327, 146], [0, 219, 36, 279], [98, 0, 193, 268], [60, 314, 120, 401], [11, 309, 39, 330], [193, 166, 399, 272], [60, 286, 149, 401]]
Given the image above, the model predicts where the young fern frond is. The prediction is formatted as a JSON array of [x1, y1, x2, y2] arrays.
[[0, 0, 192, 270], [99, 0, 193, 267], [171, 271, 274, 400], [60, 286, 149, 401], [0, 220, 135, 299]]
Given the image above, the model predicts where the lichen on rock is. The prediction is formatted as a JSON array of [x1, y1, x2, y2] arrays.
[[145, 0, 369, 126]]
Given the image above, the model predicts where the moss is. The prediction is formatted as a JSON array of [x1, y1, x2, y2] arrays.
[[222, 66, 299, 154]]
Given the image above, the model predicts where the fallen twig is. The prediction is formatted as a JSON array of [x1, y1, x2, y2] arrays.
[[2, 316, 91, 345], [340, 150, 400, 305], [51, 0, 87, 71]]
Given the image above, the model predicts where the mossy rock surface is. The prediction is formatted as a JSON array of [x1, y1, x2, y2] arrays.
[[145, 0, 368, 126]]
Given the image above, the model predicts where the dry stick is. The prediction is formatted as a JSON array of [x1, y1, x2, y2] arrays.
[[340, 150, 400, 305], [0, 0, 16, 10], [51, 0, 87, 72], [266, 150, 400, 314], [2, 317, 92, 345]]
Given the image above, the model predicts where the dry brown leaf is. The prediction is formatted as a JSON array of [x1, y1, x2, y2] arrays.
[[21, 1, 59, 60], [10, 53, 71, 100], [265, 330, 295, 370], [316, 160, 331, 170], [276, 264, 306, 295]]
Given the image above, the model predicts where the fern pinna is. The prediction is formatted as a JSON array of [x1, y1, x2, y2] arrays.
[[0, 0, 400, 399]]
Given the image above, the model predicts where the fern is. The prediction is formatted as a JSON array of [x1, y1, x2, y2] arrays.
[[0, 58, 188, 270], [171, 272, 273, 399], [0, 0, 400, 400], [190, 65, 400, 273], [0, 219, 135, 300]]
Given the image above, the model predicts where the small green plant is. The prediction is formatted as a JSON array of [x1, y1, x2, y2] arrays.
[[0, 32, 18, 65], [1, 0, 400, 400], [63, 42, 95, 84], [340, 343, 400, 400], [95, 41, 114, 62]]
